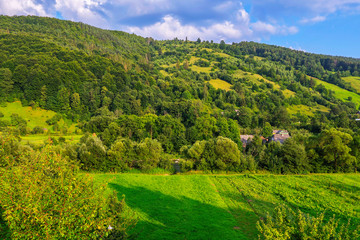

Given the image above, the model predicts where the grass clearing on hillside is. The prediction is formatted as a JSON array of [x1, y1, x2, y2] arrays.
[[287, 104, 330, 116], [0, 101, 56, 129], [94, 173, 360, 240], [0, 101, 77, 131], [342, 76, 360, 92], [207, 79, 233, 91], [233, 70, 295, 98], [312, 77, 360, 106]]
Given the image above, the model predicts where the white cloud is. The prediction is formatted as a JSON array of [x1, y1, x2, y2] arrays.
[[251, 21, 298, 35], [300, 16, 326, 24], [0, 0, 48, 16], [55, 0, 109, 28], [127, 7, 298, 43]]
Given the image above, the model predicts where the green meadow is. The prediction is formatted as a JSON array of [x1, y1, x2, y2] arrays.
[[0, 101, 77, 132], [207, 79, 233, 91], [287, 104, 330, 116], [313, 77, 360, 106], [94, 173, 360, 240], [342, 76, 360, 92]]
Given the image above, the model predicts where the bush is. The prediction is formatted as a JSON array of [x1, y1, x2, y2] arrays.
[[257, 205, 360, 240], [0, 119, 10, 128], [0, 111, 4, 118], [46, 114, 62, 125], [135, 138, 163, 170], [0, 146, 137, 239], [31, 126, 44, 134], [0, 134, 24, 167], [10, 113, 27, 127], [78, 133, 107, 171]]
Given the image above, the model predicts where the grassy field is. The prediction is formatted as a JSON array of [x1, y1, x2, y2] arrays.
[[207, 79, 233, 91], [20, 134, 82, 146], [94, 173, 360, 240], [342, 76, 360, 92], [312, 77, 360, 106], [287, 104, 330, 116], [0, 101, 56, 129], [0, 101, 77, 132]]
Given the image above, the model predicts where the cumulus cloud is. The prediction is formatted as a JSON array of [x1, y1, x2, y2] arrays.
[[0, 0, 49, 16], [127, 6, 298, 43], [55, 0, 109, 28], [251, 21, 298, 36]]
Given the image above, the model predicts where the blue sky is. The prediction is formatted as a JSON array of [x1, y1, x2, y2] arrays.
[[0, 0, 359, 58]]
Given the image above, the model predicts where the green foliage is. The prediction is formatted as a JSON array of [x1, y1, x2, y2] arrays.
[[31, 126, 44, 134], [0, 146, 137, 239], [135, 138, 163, 171], [46, 113, 62, 125], [262, 122, 273, 139], [257, 205, 360, 240], [78, 133, 108, 171], [187, 136, 243, 171]]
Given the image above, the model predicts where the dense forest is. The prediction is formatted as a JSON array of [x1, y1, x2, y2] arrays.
[[0, 15, 360, 175]]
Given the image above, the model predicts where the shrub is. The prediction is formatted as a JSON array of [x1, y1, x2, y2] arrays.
[[257, 205, 360, 240], [0, 146, 137, 239], [10, 113, 27, 127], [31, 126, 44, 134], [78, 133, 107, 171], [135, 138, 163, 170], [46, 114, 62, 125], [0, 111, 4, 118]]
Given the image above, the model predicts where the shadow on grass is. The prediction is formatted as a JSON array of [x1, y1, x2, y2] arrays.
[[109, 183, 254, 240]]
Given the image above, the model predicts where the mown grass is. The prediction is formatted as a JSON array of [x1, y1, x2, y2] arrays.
[[342, 76, 360, 92], [207, 79, 233, 91], [94, 173, 360, 240], [312, 77, 360, 106], [287, 104, 330, 116], [95, 174, 247, 240]]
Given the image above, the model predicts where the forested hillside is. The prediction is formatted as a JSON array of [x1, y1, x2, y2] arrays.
[[0, 15, 360, 174]]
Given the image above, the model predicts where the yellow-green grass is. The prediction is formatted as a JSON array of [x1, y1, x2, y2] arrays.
[[0, 101, 56, 129], [214, 52, 232, 58], [189, 56, 214, 73], [207, 79, 233, 91], [287, 104, 330, 116], [342, 76, 360, 92], [245, 55, 263, 61], [160, 70, 171, 77], [233, 70, 295, 98], [94, 173, 360, 240], [201, 48, 213, 52], [20, 134, 82, 146], [0, 101, 77, 132], [312, 77, 360, 106]]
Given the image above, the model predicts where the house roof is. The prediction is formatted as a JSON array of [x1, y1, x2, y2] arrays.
[[272, 134, 291, 143], [240, 135, 254, 141], [272, 130, 289, 135]]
